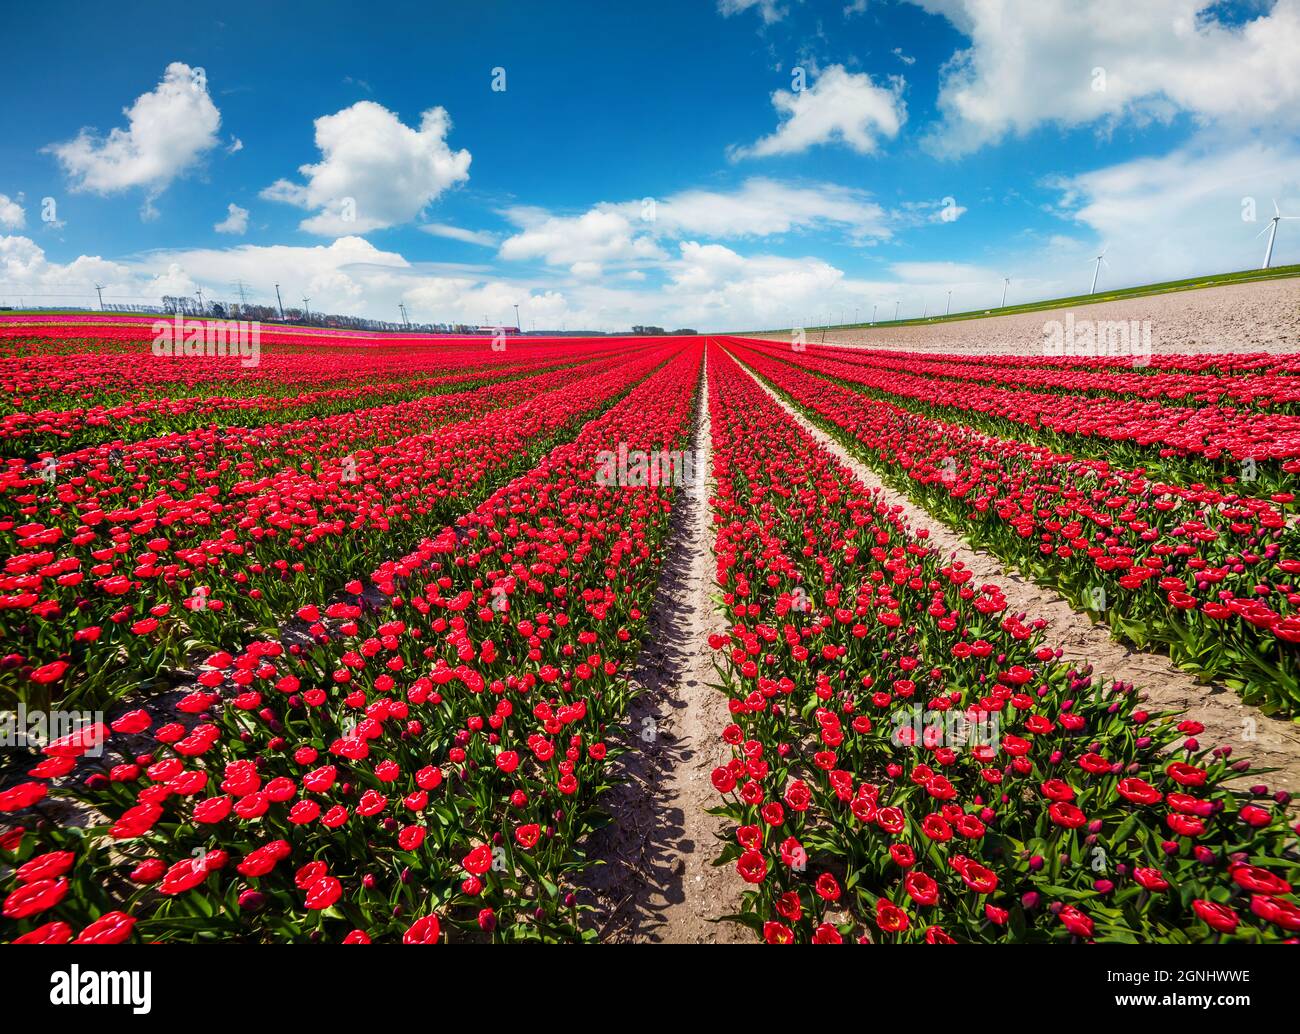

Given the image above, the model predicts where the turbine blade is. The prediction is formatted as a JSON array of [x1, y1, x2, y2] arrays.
[[1274, 198, 1281, 217]]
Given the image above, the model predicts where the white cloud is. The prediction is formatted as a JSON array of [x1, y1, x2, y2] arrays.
[[648, 178, 891, 241], [214, 203, 249, 235], [0, 230, 985, 331], [497, 179, 892, 271], [35, 132, 1298, 331], [419, 222, 498, 247], [1048, 134, 1300, 281], [0, 194, 24, 230], [0, 235, 135, 308], [498, 207, 668, 269], [45, 62, 221, 199], [718, 0, 787, 24], [145, 262, 198, 299], [911, 0, 1300, 155], [731, 65, 906, 159], [262, 101, 471, 234], [891, 260, 989, 283]]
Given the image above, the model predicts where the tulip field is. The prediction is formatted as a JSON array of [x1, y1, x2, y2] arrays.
[[1, 319, 1297, 945]]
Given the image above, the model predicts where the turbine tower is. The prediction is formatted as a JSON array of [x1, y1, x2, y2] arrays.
[[1258, 200, 1299, 270], [1001, 278, 1010, 308], [1089, 246, 1109, 295]]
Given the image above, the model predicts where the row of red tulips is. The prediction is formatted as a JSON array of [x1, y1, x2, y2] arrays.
[[726, 339, 1300, 715], [748, 339, 1300, 471], [804, 347, 1300, 410], [0, 350, 667, 710], [0, 341, 704, 943], [1, 336, 645, 452], [704, 344, 1299, 942]]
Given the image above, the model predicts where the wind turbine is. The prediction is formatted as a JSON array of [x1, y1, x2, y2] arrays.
[[1001, 278, 1010, 308], [1089, 246, 1109, 295], [1258, 200, 1299, 269]]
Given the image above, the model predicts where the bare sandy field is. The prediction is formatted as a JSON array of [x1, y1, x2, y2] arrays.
[[745, 277, 1300, 356]]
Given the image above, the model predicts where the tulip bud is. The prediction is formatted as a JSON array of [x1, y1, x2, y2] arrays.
[[239, 890, 267, 911]]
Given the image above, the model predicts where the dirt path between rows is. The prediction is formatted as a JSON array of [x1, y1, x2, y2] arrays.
[[738, 360, 1300, 799], [580, 353, 748, 942]]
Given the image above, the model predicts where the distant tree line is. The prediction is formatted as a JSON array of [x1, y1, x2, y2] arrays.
[[632, 325, 698, 335]]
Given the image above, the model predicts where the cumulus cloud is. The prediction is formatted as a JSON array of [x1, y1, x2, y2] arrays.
[[910, 0, 1300, 155], [498, 207, 668, 271], [731, 65, 906, 159], [214, 203, 249, 235], [45, 62, 221, 200], [0, 235, 135, 308], [0, 194, 24, 230], [498, 179, 892, 272], [261, 101, 471, 234]]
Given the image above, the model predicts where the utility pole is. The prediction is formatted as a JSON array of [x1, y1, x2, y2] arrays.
[[94, 284, 105, 311], [513, 303, 520, 331], [274, 284, 285, 321], [302, 298, 310, 321], [233, 280, 249, 313]]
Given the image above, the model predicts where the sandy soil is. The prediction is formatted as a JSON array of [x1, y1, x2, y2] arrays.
[[746, 277, 1300, 356], [740, 363, 1300, 799], [580, 361, 748, 943]]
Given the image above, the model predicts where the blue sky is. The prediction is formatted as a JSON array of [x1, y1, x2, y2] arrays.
[[1, 0, 1298, 329]]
